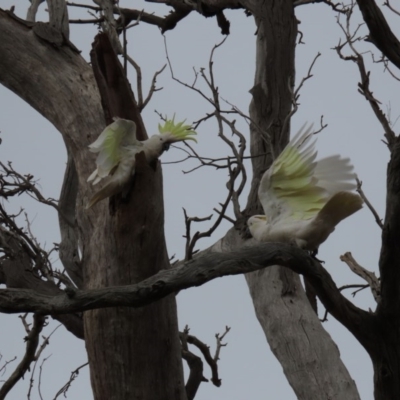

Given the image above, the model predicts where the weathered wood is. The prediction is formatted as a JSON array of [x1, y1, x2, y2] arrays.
[[84, 32, 186, 400], [58, 153, 83, 289], [46, 0, 69, 37], [0, 241, 371, 328], [0, 10, 185, 400], [237, 0, 362, 398]]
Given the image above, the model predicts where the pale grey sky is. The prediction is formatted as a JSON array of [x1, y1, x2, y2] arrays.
[[1, 1, 399, 399]]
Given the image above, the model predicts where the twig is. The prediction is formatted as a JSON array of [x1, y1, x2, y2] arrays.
[[282, 52, 321, 138], [19, 313, 31, 334], [0, 162, 74, 228], [383, 0, 400, 17], [0, 357, 17, 377], [214, 326, 230, 362], [125, 55, 143, 106], [183, 209, 213, 260], [179, 326, 230, 387], [164, 36, 247, 240], [140, 64, 167, 111], [213, 208, 235, 224], [163, 36, 215, 107], [335, 5, 396, 150], [66, 2, 101, 11], [69, 17, 104, 24], [36, 324, 62, 361], [340, 252, 380, 302], [38, 355, 51, 400], [294, 0, 348, 13], [356, 176, 383, 229], [320, 283, 369, 321], [53, 362, 89, 399], [0, 314, 46, 400]]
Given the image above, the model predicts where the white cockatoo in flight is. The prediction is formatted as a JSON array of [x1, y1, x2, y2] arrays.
[[247, 124, 363, 251], [86, 116, 197, 208]]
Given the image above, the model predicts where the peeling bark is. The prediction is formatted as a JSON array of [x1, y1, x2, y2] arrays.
[[58, 153, 83, 289]]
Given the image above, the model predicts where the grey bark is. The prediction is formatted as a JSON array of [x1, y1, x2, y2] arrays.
[[0, 240, 372, 323], [26, 0, 44, 22], [0, 1, 378, 399], [0, 9, 186, 400], [46, 0, 69, 37], [58, 153, 83, 289], [233, 0, 361, 398]]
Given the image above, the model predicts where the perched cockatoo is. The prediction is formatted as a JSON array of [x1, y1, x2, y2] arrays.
[[86, 116, 197, 208], [247, 124, 363, 251]]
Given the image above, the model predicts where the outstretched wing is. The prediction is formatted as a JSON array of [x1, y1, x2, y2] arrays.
[[87, 118, 140, 184], [258, 124, 356, 222]]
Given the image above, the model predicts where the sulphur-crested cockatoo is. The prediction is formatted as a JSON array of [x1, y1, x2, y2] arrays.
[[86, 116, 197, 208], [247, 124, 363, 251]]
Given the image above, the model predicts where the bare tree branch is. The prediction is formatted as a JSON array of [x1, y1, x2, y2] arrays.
[[340, 252, 381, 303], [383, 0, 400, 17], [294, 0, 349, 13], [356, 176, 383, 229], [53, 362, 88, 399], [0, 162, 74, 228], [0, 314, 46, 400], [46, 0, 70, 38], [26, 0, 45, 22], [180, 326, 206, 400], [282, 52, 322, 137], [0, 242, 373, 344], [335, 6, 397, 150]]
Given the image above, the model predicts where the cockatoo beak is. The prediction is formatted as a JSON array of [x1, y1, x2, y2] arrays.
[[163, 142, 171, 151]]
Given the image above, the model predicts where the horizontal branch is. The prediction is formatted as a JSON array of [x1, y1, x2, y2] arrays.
[[0, 242, 372, 340]]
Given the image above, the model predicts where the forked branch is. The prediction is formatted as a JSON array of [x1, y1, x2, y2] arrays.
[[340, 252, 381, 303], [335, 5, 396, 149], [0, 314, 46, 400]]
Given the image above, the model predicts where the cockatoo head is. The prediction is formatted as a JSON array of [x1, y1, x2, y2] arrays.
[[247, 215, 268, 239], [158, 116, 197, 148]]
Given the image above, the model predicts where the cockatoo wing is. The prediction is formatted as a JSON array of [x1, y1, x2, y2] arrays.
[[258, 124, 357, 222], [88, 118, 140, 182], [313, 191, 363, 227], [86, 154, 136, 209]]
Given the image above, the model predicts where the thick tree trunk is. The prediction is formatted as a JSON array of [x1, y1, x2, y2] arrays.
[[83, 161, 186, 400], [372, 136, 400, 399], [0, 10, 186, 400], [370, 320, 400, 400], [82, 33, 186, 400], [237, 1, 361, 398]]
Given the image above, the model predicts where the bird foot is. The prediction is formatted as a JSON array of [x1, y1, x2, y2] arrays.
[[310, 249, 325, 264]]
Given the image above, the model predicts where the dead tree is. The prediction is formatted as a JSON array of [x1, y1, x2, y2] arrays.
[[0, 0, 399, 399]]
